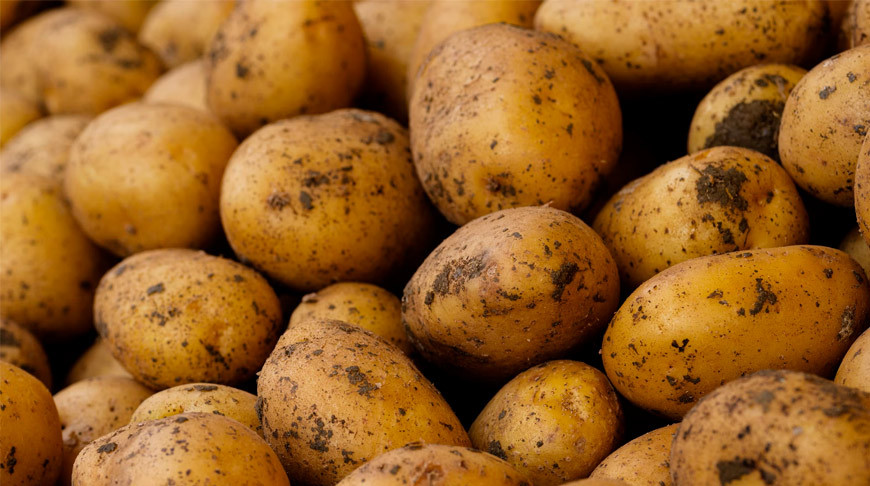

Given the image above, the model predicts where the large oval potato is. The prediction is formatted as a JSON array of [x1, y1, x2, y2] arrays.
[[589, 424, 678, 486], [0, 88, 41, 147], [857, 134, 869, 243], [603, 245, 870, 419], [836, 328, 870, 392], [66, 338, 132, 385], [0, 318, 51, 388], [142, 59, 209, 113], [139, 0, 235, 68], [130, 383, 261, 435], [0, 114, 91, 185]]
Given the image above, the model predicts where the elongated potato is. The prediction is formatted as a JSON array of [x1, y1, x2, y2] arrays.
[[589, 424, 679, 486], [139, 0, 235, 68], [836, 328, 870, 392], [0, 115, 91, 185], [142, 60, 209, 113], [0, 318, 51, 388], [130, 383, 261, 435]]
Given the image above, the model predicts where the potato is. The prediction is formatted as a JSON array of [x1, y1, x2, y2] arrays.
[[336, 443, 532, 486], [688, 64, 806, 160], [142, 59, 209, 112], [0, 318, 51, 388], [469, 360, 624, 486], [68, 0, 157, 33], [0, 88, 41, 147], [778, 44, 870, 206], [220, 109, 435, 291], [671, 370, 870, 485], [534, 0, 827, 93], [0, 8, 162, 115], [65, 102, 237, 256], [592, 146, 809, 288], [258, 318, 470, 485], [94, 248, 283, 389], [72, 412, 290, 486], [206, 0, 365, 136], [836, 328, 870, 392], [289, 282, 411, 355], [0, 114, 92, 184], [602, 245, 870, 419], [842, 0, 870, 49], [54, 377, 154, 486], [560, 480, 631, 486], [589, 424, 678, 486], [0, 172, 104, 340], [66, 338, 132, 385], [0, 362, 63, 486], [409, 23, 621, 225], [403, 206, 620, 382], [139, 0, 235, 68], [130, 383, 261, 435], [857, 134, 870, 242], [841, 227, 870, 276]]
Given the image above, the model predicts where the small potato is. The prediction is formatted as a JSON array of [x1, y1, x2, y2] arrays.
[[842, 0, 870, 49], [469, 361, 624, 486], [841, 226, 870, 276], [0, 318, 51, 388], [258, 319, 470, 485], [0, 114, 92, 184], [778, 44, 870, 206], [0, 88, 41, 147], [671, 370, 870, 485], [0, 362, 63, 486], [589, 424, 679, 486], [336, 443, 532, 486], [139, 0, 235, 68], [68, 0, 157, 33], [54, 377, 153, 486], [72, 413, 290, 486], [857, 134, 870, 243], [66, 338, 132, 385], [130, 383, 261, 435], [836, 328, 870, 392], [142, 59, 209, 112], [289, 282, 411, 355], [94, 249, 283, 389]]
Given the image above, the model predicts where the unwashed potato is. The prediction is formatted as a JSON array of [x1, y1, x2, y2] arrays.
[[336, 443, 532, 486], [130, 383, 261, 435], [65, 102, 238, 256], [671, 370, 870, 485], [0, 362, 63, 486], [68, 0, 158, 33], [593, 146, 809, 288], [603, 245, 870, 419], [72, 412, 290, 486], [403, 206, 620, 382], [66, 338, 132, 385], [560, 480, 631, 486], [836, 328, 870, 392], [0, 114, 92, 184], [469, 360, 624, 486], [409, 23, 622, 225], [0, 318, 52, 388], [841, 227, 870, 276], [589, 424, 679, 486], [534, 0, 828, 93], [206, 0, 365, 136], [54, 377, 154, 486], [842, 0, 870, 49], [289, 282, 411, 355], [778, 44, 870, 206], [139, 0, 235, 68], [142, 59, 209, 112], [94, 249, 283, 389], [857, 134, 870, 243], [0, 88, 41, 147], [258, 319, 470, 485]]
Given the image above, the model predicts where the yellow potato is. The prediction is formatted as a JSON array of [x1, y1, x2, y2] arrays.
[[0, 114, 92, 184], [142, 59, 209, 112], [841, 227, 870, 276], [589, 424, 679, 486], [0, 88, 41, 147], [66, 338, 133, 385], [0, 317, 51, 388], [139, 0, 235, 68], [68, 0, 157, 33], [836, 328, 870, 392], [857, 134, 870, 243], [560, 480, 631, 486], [842, 0, 870, 49], [130, 383, 261, 435]]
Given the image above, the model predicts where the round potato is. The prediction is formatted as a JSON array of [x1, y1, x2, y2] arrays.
[[54, 377, 153, 486], [139, 0, 235, 68], [469, 360, 624, 486], [72, 412, 290, 486], [65, 102, 238, 256], [220, 109, 435, 291], [671, 370, 870, 485], [0, 318, 51, 388], [589, 424, 679, 486], [778, 44, 870, 206], [258, 319, 470, 485], [0, 114, 91, 184], [206, 0, 365, 136], [94, 249, 282, 389], [66, 338, 132, 386], [403, 206, 620, 382], [142, 59, 209, 112], [836, 328, 870, 392], [289, 282, 411, 355], [68, 0, 157, 33], [0, 88, 41, 147], [130, 383, 261, 435], [593, 146, 809, 288], [842, 0, 870, 49], [410, 23, 621, 225], [841, 226, 870, 276], [0, 362, 63, 486], [857, 134, 869, 243], [603, 245, 870, 419]]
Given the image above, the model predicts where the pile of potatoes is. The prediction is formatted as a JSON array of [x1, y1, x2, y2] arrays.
[[1, 1, 870, 485]]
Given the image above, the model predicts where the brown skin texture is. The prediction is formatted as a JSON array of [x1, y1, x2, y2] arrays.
[[410, 23, 621, 225], [54, 377, 154, 486], [0, 114, 91, 185], [142, 60, 209, 113], [72, 412, 290, 486], [139, 0, 235, 68], [593, 146, 810, 288], [534, 0, 828, 94], [336, 443, 533, 486], [94, 249, 283, 389], [0, 362, 63, 486], [469, 360, 624, 486], [589, 424, 678, 486], [0, 88, 41, 147], [289, 282, 412, 355], [65, 102, 238, 256], [130, 383, 261, 435], [68, 0, 158, 33], [560, 480, 631, 486], [842, 0, 870, 49], [66, 338, 132, 386], [206, 0, 365, 137], [857, 134, 870, 243], [836, 328, 870, 392], [841, 226, 870, 276], [671, 370, 870, 485], [220, 109, 435, 291], [0, 318, 51, 389], [258, 319, 470, 486], [779, 44, 870, 206], [603, 245, 870, 419], [403, 206, 620, 383]]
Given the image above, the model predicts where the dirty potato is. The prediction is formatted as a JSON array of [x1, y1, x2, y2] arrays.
[[66, 338, 132, 385], [142, 60, 209, 113], [836, 328, 870, 393], [0, 318, 52, 388], [842, 0, 870, 49], [0, 114, 92, 184], [857, 134, 870, 242], [130, 383, 261, 435], [841, 226, 870, 276], [139, 0, 235, 68], [589, 424, 679, 486], [0, 88, 41, 147]]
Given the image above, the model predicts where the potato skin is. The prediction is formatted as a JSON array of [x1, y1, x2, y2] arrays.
[[0, 318, 51, 388], [602, 245, 870, 419], [403, 206, 620, 382], [842, 0, 870, 49], [66, 338, 132, 386], [206, 0, 365, 136], [593, 146, 809, 288], [258, 319, 470, 486], [68, 0, 157, 33], [670, 370, 870, 485], [857, 134, 870, 244], [836, 328, 870, 392], [130, 383, 261, 435], [469, 360, 624, 486], [589, 424, 678, 486], [139, 0, 235, 68], [142, 60, 209, 113], [560, 480, 631, 486], [336, 443, 532, 486], [72, 412, 290, 486], [0, 88, 41, 147], [0, 115, 91, 185], [94, 249, 283, 389], [410, 23, 621, 225]]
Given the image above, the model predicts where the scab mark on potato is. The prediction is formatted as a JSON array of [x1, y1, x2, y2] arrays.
[[716, 457, 776, 485], [432, 254, 488, 296], [695, 165, 748, 211], [818, 86, 836, 99], [235, 62, 249, 79], [344, 366, 377, 397], [309, 418, 333, 452], [749, 278, 777, 315], [671, 339, 689, 353], [4, 446, 17, 474], [96, 442, 118, 454], [299, 191, 313, 210], [580, 58, 605, 84], [550, 262, 579, 301], [838, 306, 856, 341], [146, 283, 165, 295], [267, 192, 291, 210], [487, 440, 508, 460]]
